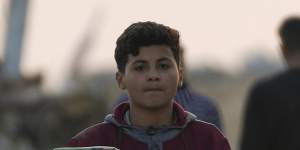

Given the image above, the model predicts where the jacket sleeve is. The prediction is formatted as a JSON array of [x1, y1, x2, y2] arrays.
[[216, 138, 231, 150], [64, 123, 117, 147], [213, 130, 231, 150], [65, 138, 81, 147]]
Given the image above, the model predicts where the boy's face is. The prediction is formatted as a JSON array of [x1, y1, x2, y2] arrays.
[[116, 45, 182, 110]]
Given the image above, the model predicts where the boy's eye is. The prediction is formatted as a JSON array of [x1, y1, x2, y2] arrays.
[[159, 64, 170, 70], [134, 65, 145, 71]]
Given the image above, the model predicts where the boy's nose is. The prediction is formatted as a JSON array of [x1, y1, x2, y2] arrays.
[[147, 70, 160, 81]]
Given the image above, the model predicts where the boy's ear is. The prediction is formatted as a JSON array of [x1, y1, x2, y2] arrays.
[[116, 72, 126, 90], [178, 67, 184, 87]]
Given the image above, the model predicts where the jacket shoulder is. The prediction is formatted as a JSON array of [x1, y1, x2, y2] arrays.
[[189, 120, 223, 136], [65, 122, 118, 147], [186, 120, 231, 150]]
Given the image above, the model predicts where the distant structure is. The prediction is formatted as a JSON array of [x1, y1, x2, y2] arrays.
[[2, 0, 29, 80]]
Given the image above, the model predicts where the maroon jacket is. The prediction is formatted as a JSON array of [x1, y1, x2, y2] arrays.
[[65, 102, 231, 150]]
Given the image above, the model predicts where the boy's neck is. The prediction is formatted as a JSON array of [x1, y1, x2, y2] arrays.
[[129, 103, 174, 128]]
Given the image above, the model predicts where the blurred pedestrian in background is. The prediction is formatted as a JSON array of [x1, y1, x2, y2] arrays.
[[240, 16, 300, 150]]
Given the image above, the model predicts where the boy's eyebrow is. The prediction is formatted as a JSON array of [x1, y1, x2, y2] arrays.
[[132, 60, 147, 64], [132, 57, 173, 64], [157, 57, 172, 62]]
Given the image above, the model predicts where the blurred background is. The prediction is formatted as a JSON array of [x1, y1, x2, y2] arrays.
[[0, 0, 299, 150]]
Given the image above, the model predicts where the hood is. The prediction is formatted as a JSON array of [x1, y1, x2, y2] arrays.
[[104, 102, 197, 150]]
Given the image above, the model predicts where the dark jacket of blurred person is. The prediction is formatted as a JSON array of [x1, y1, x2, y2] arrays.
[[240, 16, 300, 150]]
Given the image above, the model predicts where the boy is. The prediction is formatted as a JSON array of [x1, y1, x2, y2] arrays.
[[65, 21, 231, 150]]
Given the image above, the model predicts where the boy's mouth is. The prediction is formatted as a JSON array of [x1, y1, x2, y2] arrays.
[[144, 87, 163, 92]]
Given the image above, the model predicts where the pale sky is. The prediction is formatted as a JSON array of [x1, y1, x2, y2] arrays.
[[2, 0, 300, 93]]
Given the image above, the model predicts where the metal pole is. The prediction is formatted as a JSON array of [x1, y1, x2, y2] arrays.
[[3, 0, 29, 80]]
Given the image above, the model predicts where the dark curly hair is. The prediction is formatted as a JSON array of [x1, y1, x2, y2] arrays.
[[114, 21, 181, 72], [279, 16, 300, 53]]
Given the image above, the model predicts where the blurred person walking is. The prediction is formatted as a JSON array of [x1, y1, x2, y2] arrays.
[[240, 16, 300, 150]]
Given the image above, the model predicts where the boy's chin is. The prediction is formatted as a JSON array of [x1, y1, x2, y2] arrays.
[[136, 100, 173, 111]]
